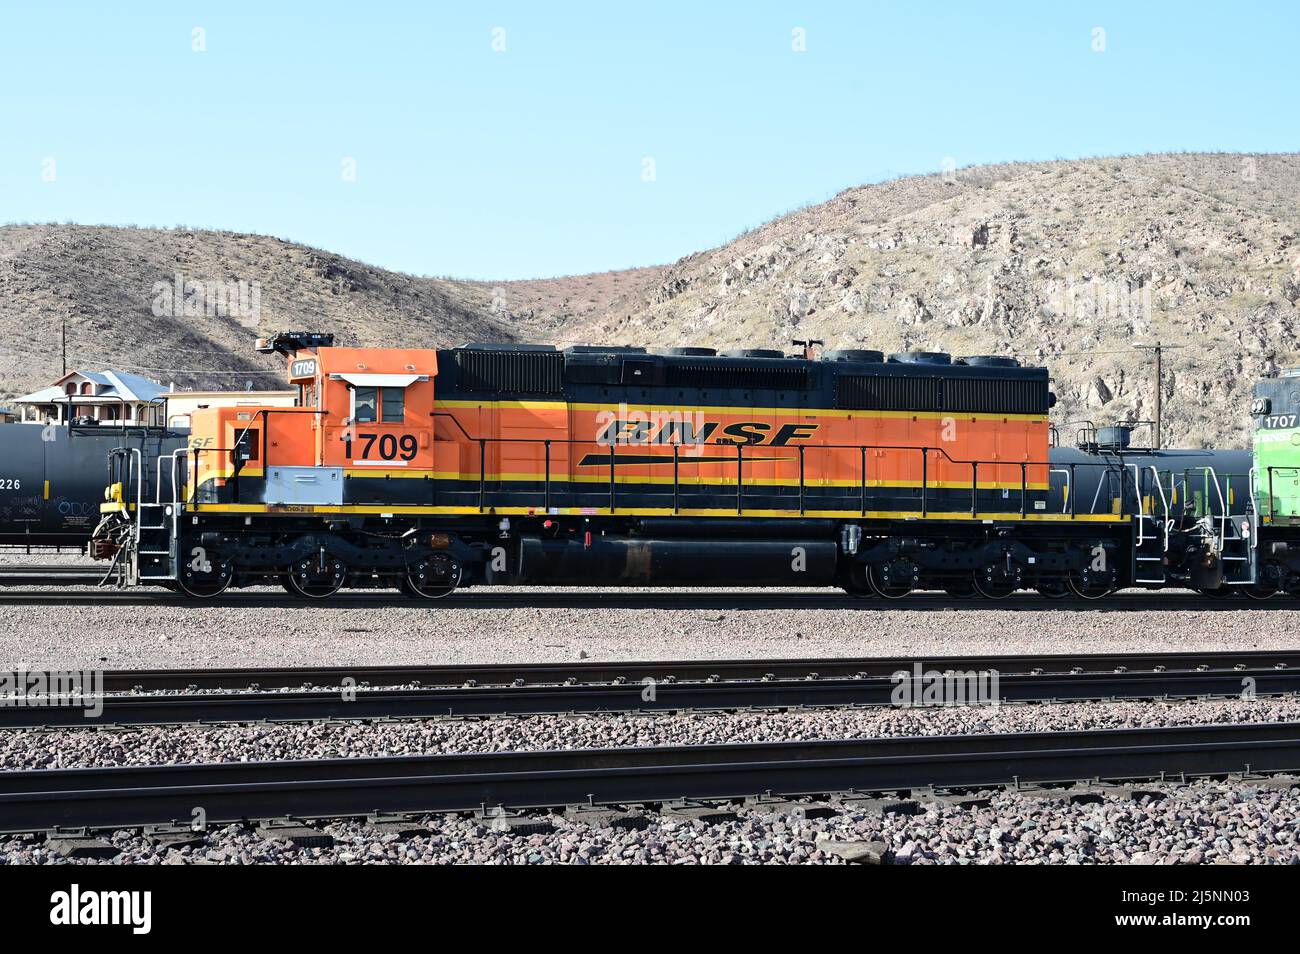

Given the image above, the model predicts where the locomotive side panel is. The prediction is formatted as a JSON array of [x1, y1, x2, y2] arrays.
[[100, 334, 1147, 599], [1254, 375, 1300, 524]]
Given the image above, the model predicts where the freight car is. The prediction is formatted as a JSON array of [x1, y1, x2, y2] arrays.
[[1046, 430, 1253, 597], [0, 421, 184, 549], [91, 332, 1253, 600]]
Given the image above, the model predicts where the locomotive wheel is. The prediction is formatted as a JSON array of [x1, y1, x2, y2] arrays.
[[841, 564, 877, 599], [1244, 586, 1277, 601], [403, 558, 463, 600], [177, 558, 234, 598], [1035, 581, 1070, 599], [865, 565, 912, 599], [287, 557, 347, 599], [972, 570, 1016, 600], [944, 580, 976, 598]]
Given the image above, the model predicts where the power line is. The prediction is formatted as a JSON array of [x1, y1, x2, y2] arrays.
[[111, 366, 284, 375], [1006, 347, 1152, 359]]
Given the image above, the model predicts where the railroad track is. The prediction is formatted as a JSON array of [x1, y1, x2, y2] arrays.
[[0, 565, 103, 588], [2, 722, 1297, 834], [7, 650, 1298, 727], [89, 649, 1300, 692], [0, 587, 1296, 611]]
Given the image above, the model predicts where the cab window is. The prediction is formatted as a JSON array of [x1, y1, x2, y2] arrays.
[[381, 388, 405, 423], [354, 386, 377, 423]]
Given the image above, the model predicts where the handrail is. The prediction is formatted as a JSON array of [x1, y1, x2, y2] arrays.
[[156, 453, 173, 503], [1140, 464, 1171, 552], [1048, 467, 1071, 515], [1248, 467, 1260, 549], [176, 431, 1153, 524], [53, 394, 166, 432]]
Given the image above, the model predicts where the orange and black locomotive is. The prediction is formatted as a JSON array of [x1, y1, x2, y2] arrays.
[[94, 331, 1174, 599]]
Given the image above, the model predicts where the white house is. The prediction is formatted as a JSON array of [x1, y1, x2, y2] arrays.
[[162, 390, 297, 429], [13, 370, 170, 425]]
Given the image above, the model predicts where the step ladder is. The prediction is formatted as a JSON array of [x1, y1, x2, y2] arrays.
[[134, 502, 177, 582], [114, 447, 187, 585], [1204, 466, 1255, 586], [1131, 465, 1170, 584]]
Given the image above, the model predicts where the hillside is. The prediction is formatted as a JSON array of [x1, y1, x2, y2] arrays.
[[562, 153, 1300, 448], [2, 152, 1297, 446], [0, 226, 562, 396]]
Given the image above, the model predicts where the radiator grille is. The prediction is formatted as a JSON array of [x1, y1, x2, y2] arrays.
[[942, 377, 1047, 414], [835, 375, 941, 411], [836, 375, 1047, 414], [455, 350, 564, 395], [663, 362, 810, 391]]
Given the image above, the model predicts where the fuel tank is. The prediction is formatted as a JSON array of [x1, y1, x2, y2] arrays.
[[512, 535, 839, 586]]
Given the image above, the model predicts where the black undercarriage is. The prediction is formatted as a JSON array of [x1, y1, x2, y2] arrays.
[[96, 509, 1184, 601]]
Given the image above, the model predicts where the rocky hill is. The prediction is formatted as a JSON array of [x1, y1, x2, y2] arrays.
[[558, 153, 1300, 448], [3, 153, 1297, 447], [0, 225, 559, 397]]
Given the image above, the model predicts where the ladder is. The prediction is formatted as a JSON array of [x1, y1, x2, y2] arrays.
[[134, 504, 176, 581], [129, 450, 185, 583], [1131, 465, 1170, 585], [1204, 467, 1254, 586]]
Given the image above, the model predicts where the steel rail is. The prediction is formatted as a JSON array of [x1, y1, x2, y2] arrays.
[[2, 722, 1298, 834], [0, 565, 104, 588], [84, 649, 1300, 694], [5, 661, 1298, 728], [0, 589, 1296, 610]]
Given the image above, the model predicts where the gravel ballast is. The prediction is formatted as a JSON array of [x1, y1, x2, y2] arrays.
[[1, 587, 1298, 670], [3, 696, 1299, 771], [4, 575, 1298, 866], [2, 777, 1296, 864]]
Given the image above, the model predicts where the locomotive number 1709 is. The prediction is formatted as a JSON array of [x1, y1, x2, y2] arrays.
[[343, 432, 418, 461]]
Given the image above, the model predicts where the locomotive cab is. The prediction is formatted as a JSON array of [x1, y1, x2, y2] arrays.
[[187, 338, 438, 508]]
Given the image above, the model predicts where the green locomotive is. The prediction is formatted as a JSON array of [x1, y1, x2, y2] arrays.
[[1254, 371, 1300, 525], [1250, 370, 1300, 594]]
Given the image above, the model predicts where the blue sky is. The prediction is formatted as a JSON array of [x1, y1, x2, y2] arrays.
[[1, 2, 1296, 279]]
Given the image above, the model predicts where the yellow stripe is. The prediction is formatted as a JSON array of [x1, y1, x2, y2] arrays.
[[200, 466, 1047, 491], [434, 398, 1048, 423], [189, 502, 1120, 523], [426, 471, 1049, 490]]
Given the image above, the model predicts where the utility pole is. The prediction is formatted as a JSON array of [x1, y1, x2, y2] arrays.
[[1134, 341, 1184, 449], [61, 319, 67, 376]]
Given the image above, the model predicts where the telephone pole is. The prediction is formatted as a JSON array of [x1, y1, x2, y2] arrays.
[[1134, 341, 1184, 449], [61, 319, 67, 376]]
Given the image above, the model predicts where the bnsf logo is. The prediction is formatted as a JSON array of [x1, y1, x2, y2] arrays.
[[596, 418, 818, 446]]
